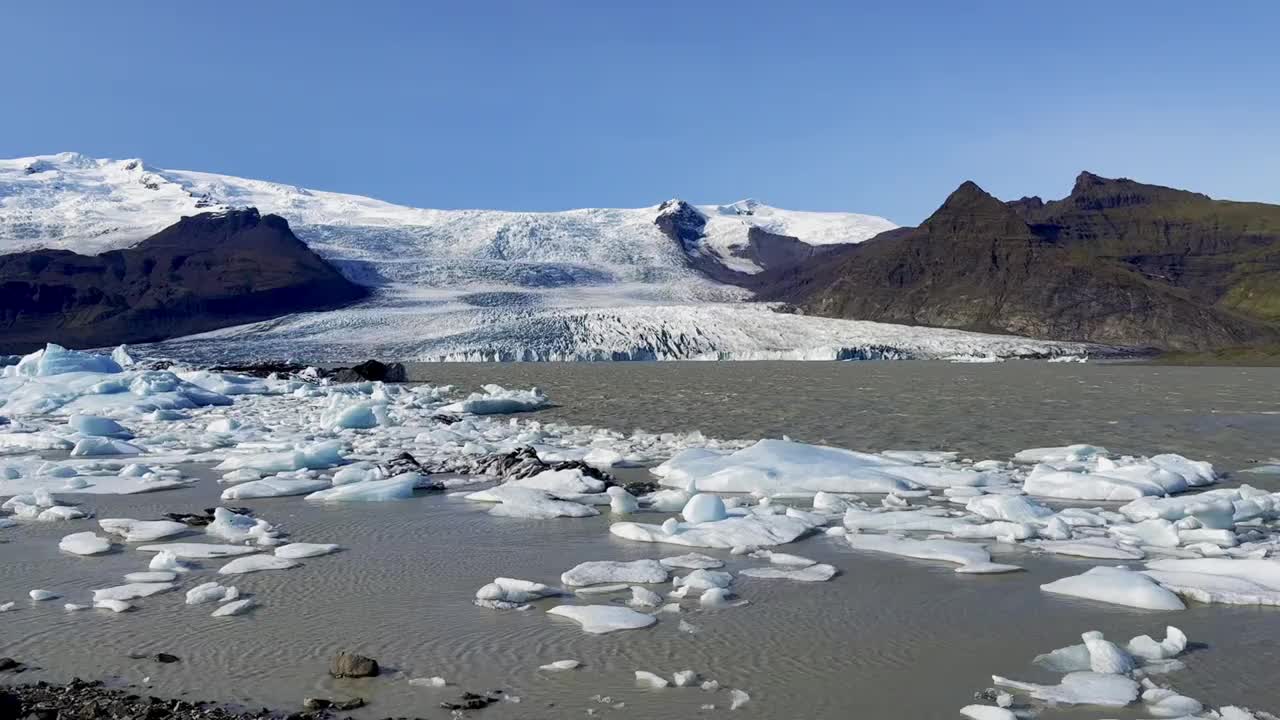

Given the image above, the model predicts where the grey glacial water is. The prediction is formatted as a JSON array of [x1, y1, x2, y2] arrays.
[[2, 361, 1279, 719]]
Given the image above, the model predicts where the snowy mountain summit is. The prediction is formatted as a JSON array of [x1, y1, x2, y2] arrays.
[[0, 153, 1093, 362]]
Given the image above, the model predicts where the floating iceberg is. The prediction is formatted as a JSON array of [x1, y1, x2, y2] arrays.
[[846, 534, 1020, 574], [611, 514, 816, 549], [1040, 566, 1185, 610], [440, 385, 549, 415]]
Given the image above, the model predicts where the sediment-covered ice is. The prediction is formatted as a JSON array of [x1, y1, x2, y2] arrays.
[[205, 508, 280, 546], [547, 604, 657, 634]]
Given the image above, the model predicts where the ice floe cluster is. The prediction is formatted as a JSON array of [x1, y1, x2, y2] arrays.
[[962, 625, 1275, 720], [3, 342, 1279, 716]]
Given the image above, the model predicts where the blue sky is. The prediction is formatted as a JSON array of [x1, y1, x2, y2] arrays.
[[3, 1, 1277, 224]]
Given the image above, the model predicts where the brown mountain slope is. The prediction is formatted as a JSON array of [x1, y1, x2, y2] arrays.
[[758, 174, 1280, 351], [0, 209, 369, 353]]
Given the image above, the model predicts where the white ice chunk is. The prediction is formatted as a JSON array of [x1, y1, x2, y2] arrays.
[[846, 534, 1020, 574], [539, 660, 581, 671], [98, 518, 189, 542], [739, 563, 838, 582], [274, 542, 340, 559], [547, 604, 657, 634], [218, 555, 299, 575], [221, 477, 331, 500], [634, 670, 670, 688], [959, 706, 1016, 720], [659, 553, 725, 570], [993, 671, 1139, 706], [611, 514, 815, 549], [654, 439, 920, 494], [92, 582, 175, 602], [1040, 566, 1185, 610], [306, 475, 417, 502], [561, 559, 668, 587], [466, 485, 599, 519], [440, 385, 548, 415], [137, 543, 262, 559], [59, 531, 112, 555], [682, 493, 728, 524], [211, 598, 255, 617]]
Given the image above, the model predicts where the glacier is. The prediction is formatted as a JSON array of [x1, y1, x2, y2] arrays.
[[0, 153, 1101, 362]]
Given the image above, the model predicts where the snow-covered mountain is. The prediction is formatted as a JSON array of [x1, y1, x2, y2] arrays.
[[0, 152, 1097, 361]]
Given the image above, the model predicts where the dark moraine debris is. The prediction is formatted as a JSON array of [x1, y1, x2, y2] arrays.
[[164, 507, 253, 527], [0, 657, 22, 672], [303, 696, 365, 711], [329, 359, 407, 383], [1, 679, 340, 720], [439, 690, 503, 711], [466, 446, 616, 485], [328, 652, 380, 678], [0, 208, 369, 354]]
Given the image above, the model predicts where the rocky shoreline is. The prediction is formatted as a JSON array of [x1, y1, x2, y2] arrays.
[[0, 677, 355, 720]]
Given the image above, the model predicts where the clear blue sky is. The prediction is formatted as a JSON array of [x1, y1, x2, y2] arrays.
[[3, 1, 1277, 224]]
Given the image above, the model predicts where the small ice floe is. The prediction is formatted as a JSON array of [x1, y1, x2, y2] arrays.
[[538, 659, 581, 672], [507, 468, 605, 496], [671, 670, 699, 687], [59, 531, 113, 556], [698, 587, 746, 609], [546, 605, 657, 634], [995, 671, 1140, 707], [218, 554, 299, 575], [148, 550, 192, 572], [728, 688, 750, 710], [63, 603, 88, 612], [748, 549, 816, 567], [275, 542, 340, 559], [0, 602, 14, 612], [561, 560, 668, 587], [439, 384, 548, 415], [211, 598, 255, 617], [70, 437, 144, 457], [959, 705, 1016, 720], [475, 577, 560, 610], [1040, 566, 1185, 610], [221, 476, 331, 500], [627, 587, 664, 608], [465, 485, 598, 519], [408, 676, 448, 688], [67, 413, 133, 439], [634, 670, 669, 688], [576, 584, 629, 597], [29, 589, 59, 601], [659, 552, 725, 570], [654, 440, 918, 494], [673, 569, 734, 592], [93, 599, 132, 613], [93, 582, 175, 603], [186, 582, 239, 605], [1021, 452, 1216, 501], [98, 518, 189, 543], [846, 534, 1020, 574], [136, 543, 259, 559], [205, 508, 280, 546], [217, 440, 347, 475], [306, 475, 418, 502], [124, 571, 177, 583], [740, 563, 838, 582]]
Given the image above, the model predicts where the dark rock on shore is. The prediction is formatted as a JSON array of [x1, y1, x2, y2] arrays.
[[439, 690, 502, 711], [0, 657, 22, 672], [328, 652, 379, 679], [0, 209, 369, 354], [154, 653, 181, 664]]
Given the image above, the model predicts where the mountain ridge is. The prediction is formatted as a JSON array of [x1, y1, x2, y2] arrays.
[[759, 172, 1280, 351]]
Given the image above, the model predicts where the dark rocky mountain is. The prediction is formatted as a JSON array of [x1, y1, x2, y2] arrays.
[[0, 209, 368, 353], [759, 173, 1280, 351]]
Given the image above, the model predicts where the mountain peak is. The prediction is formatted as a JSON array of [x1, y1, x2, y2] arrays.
[[1065, 171, 1209, 210], [922, 181, 1031, 237]]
